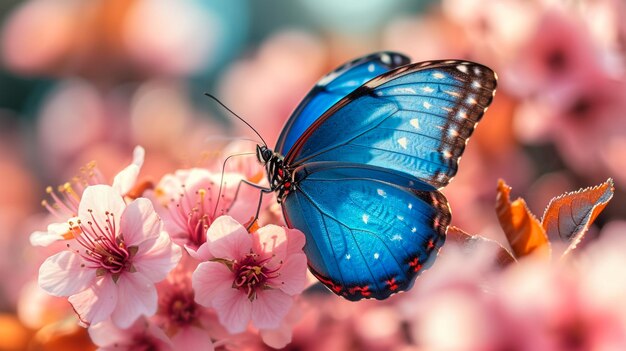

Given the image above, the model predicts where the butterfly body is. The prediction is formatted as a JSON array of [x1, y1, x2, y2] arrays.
[[258, 52, 497, 301]]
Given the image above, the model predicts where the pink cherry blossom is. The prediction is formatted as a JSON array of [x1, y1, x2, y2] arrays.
[[38, 184, 181, 328], [151, 168, 258, 257], [192, 216, 307, 334], [30, 146, 145, 247], [153, 254, 227, 351], [89, 318, 174, 351]]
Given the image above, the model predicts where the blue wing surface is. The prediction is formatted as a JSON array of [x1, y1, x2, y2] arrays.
[[284, 60, 497, 189], [282, 163, 451, 300], [275, 52, 410, 156]]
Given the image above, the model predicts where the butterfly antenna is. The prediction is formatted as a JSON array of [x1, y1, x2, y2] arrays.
[[204, 93, 268, 147]]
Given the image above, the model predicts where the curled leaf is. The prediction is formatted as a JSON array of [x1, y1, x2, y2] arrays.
[[542, 178, 614, 257], [496, 179, 549, 259], [447, 226, 516, 267]]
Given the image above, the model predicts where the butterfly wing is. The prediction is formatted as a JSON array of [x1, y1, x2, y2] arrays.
[[285, 60, 497, 188], [275, 52, 410, 156], [283, 162, 450, 301]]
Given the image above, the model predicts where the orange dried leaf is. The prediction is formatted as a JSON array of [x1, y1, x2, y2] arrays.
[[496, 179, 549, 259], [447, 226, 516, 267], [542, 178, 614, 257]]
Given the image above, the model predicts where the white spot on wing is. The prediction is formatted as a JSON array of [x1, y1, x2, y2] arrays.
[[443, 150, 452, 159], [410, 118, 420, 129], [411, 227, 417, 233], [397, 215, 404, 221], [408, 203, 413, 209], [444, 90, 460, 97], [396, 87, 416, 94], [377, 189, 387, 197], [374, 253, 380, 259], [391, 234, 402, 241], [346, 254, 351, 260], [423, 101, 432, 109], [422, 86, 434, 93], [472, 81, 482, 89], [456, 64, 468, 73], [433, 72, 445, 79], [317, 71, 339, 86], [368, 63, 375, 72], [381, 53, 391, 65], [397, 137, 408, 149], [362, 214, 369, 224]]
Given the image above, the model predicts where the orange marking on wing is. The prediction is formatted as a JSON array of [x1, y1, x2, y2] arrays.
[[409, 257, 422, 272], [386, 278, 399, 291], [427, 239, 435, 250]]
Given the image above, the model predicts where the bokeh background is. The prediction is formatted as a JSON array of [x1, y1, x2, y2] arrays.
[[1, 0, 625, 350]]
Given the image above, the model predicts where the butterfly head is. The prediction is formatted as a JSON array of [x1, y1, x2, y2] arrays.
[[256, 145, 274, 165]]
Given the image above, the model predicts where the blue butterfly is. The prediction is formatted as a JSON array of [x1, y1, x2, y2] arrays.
[[255, 52, 497, 300]]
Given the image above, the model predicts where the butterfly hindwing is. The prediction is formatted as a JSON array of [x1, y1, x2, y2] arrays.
[[285, 60, 497, 188], [276, 52, 410, 156], [282, 162, 450, 300]]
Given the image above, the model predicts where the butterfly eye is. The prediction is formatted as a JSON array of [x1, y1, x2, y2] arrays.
[[255, 145, 273, 164]]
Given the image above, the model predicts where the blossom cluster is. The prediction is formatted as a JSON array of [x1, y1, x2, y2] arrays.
[[31, 151, 308, 350]]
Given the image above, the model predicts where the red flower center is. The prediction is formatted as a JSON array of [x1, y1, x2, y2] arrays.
[[232, 253, 280, 300], [70, 209, 137, 280], [166, 291, 199, 327]]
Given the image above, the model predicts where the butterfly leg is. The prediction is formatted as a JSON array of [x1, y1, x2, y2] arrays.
[[228, 178, 273, 230]]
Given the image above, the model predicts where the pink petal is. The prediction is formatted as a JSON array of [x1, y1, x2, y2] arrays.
[[38, 251, 95, 296], [251, 289, 293, 330], [206, 216, 251, 260], [89, 318, 174, 350], [68, 276, 118, 326], [212, 288, 252, 334], [192, 262, 233, 307], [260, 325, 292, 349], [79, 185, 126, 234], [216, 172, 258, 224], [186, 243, 204, 260], [120, 198, 162, 247], [112, 146, 145, 195], [111, 272, 158, 328], [88, 320, 127, 347], [193, 240, 214, 262], [274, 253, 308, 296], [253, 225, 288, 263], [30, 221, 73, 246], [185, 168, 213, 191], [260, 301, 302, 348], [171, 326, 214, 351], [285, 227, 306, 255], [133, 231, 182, 282]]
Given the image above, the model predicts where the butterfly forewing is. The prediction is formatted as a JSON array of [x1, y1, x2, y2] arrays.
[[275, 52, 410, 156], [285, 60, 497, 189]]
